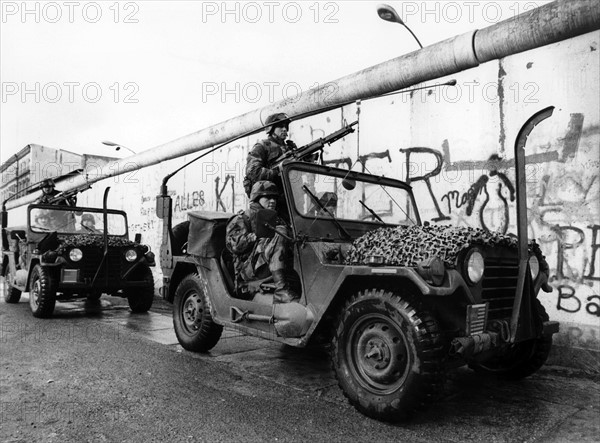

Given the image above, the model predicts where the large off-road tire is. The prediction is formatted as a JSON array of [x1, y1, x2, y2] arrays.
[[3, 265, 22, 303], [469, 300, 553, 380], [331, 289, 445, 422], [125, 267, 155, 313], [29, 265, 56, 318], [173, 273, 223, 352]]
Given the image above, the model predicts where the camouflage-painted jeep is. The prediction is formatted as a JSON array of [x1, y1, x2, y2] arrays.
[[1, 203, 155, 318], [157, 113, 559, 422]]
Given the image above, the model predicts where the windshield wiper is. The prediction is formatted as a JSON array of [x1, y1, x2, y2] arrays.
[[359, 200, 386, 225], [302, 185, 352, 240]]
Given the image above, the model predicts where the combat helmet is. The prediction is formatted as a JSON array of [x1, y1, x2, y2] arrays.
[[41, 178, 55, 188], [81, 214, 96, 224], [264, 113, 290, 134], [250, 181, 279, 202]]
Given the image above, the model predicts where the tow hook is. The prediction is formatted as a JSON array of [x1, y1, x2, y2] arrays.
[[449, 332, 500, 358]]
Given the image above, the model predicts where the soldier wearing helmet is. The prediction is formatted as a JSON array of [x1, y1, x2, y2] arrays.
[[79, 213, 100, 233], [34, 210, 54, 229], [225, 181, 299, 303], [243, 113, 296, 199], [37, 178, 77, 206]]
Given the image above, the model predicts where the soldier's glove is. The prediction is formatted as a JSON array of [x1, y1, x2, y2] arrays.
[[285, 140, 298, 152]]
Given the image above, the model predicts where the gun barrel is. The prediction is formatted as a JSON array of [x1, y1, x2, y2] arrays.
[[280, 120, 358, 165]]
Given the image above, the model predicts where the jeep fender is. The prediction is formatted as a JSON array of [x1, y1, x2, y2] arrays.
[[305, 265, 474, 341], [165, 257, 201, 303]]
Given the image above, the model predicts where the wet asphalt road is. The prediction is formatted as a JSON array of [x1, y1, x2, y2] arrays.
[[1, 293, 599, 443]]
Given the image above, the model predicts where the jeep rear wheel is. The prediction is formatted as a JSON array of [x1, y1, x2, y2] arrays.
[[469, 300, 553, 380], [29, 265, 56, 318], [173, 273, 223, 352], [4, 266, 22, 303], [125, 267, 154, 313], [331, 289, 445, 422]]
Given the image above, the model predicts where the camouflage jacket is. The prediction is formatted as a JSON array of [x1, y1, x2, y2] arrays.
[[225, 202, 288, 278], [225, 202, 261, 260], [243, 135, 292, 196]]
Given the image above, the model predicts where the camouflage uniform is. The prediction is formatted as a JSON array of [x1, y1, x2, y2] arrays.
[[226, 180, 298, 303], [37, 179, 77, 206], [225, 202, 292, 282], [243, 134, 292, 197]]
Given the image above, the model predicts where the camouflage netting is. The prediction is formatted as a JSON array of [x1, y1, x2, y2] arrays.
[[345, 225, 542, 268], [56, 235, 138, 254]]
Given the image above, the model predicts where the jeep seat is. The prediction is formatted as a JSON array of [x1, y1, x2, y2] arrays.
[[220, 248, 235, 294]]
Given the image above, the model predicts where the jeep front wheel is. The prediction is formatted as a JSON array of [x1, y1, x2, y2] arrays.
[[3, 266, 22, 303], [173, 273, 223, 352], [29, 265, 56, 318], [125, 267, 154, 313], [331, 289, 445, 422], [469, 300, 553, 380]]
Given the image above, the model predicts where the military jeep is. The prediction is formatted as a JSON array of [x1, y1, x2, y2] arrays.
[[157, 112, 558, 422], [1, 203, 155, 318]]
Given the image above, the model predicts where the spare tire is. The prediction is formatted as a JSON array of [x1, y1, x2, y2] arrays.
[[171, 221, 190, 255]]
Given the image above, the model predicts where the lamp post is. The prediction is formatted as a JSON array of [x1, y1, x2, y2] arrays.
[[101, 140, 137, 156], [377, 3, 423, 49]]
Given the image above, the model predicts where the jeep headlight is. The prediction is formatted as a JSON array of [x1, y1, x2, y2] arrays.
[[529, 255, 540, 280], [464, 249, 484, 285], [69, 248, 83, 262], [125, 249, 138, 262], [417, 256, 446, 286]]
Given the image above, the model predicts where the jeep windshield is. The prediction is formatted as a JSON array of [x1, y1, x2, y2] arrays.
[[284, 162, 420, 240], [29, 206, 128, 236]]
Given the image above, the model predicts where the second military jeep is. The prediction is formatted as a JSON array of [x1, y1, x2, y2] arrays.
[[157, 160, 557, 421], [1, 203, 155, 318]]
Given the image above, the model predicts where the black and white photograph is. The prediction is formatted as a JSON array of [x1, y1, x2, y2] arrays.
[[1, 1, 599, 441]]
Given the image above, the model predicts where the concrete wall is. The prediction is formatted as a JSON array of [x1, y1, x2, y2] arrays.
[[76, 30, 599, 371], [404, 31, 600, 372]]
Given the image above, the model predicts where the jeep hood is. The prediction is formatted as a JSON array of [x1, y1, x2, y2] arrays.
[[345, 225, 542, 268]]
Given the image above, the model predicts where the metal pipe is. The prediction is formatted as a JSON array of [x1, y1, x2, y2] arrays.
[[6, 0, 598, 210], [510, 106, 555, 342]]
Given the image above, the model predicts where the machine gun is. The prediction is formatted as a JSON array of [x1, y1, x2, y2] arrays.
[[272, 120, 358, 168], [45, 184, 92, 206]]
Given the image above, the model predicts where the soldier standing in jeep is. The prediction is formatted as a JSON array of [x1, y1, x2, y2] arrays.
[[79, 214, 101, 233], [36, 178, 77, 206], [243, 113, 295, 198], [225, 181, 299, 303]]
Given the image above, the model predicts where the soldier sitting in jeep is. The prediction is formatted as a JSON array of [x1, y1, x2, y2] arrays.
[[225, 181, 299, 303], [78, 213, 101, 233], [33, 211, 54, 230]]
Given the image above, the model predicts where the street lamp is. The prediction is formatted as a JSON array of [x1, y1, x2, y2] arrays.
[[101, 140, 137, 155], [377, 3, 423, 49]]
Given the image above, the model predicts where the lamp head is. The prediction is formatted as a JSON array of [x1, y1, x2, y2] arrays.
[[377, 4, 404, 25]]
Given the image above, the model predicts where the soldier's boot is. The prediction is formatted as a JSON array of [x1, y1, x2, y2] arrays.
[[272, 270, 300, 304]]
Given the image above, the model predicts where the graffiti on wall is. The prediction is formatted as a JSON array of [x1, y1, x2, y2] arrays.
[[173, 190, 206, 213], [396, 114, 599, 320], [195, 115, 598, 323]]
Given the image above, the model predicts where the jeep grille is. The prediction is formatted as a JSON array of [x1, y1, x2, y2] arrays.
[[481, 256, 519, 321], [80, 247, 123, 281]]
